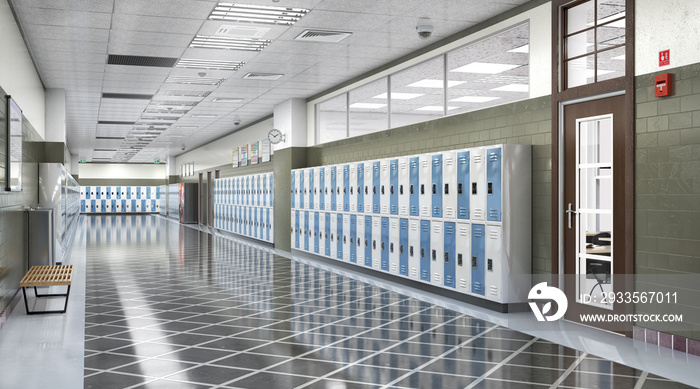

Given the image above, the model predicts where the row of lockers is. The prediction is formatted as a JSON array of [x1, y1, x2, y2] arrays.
[[291, 212, 524, 303], [80, 186, 162, 200], [291, 145, 524, 222], [81, 199, 160, 213], [213, 173, 274, 207], [214, 205, 274, 243]]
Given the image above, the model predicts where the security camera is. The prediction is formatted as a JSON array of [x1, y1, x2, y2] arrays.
[[416, 24, 433, 39], [234, 119, 241, 126], [180, 144, 186, 151]]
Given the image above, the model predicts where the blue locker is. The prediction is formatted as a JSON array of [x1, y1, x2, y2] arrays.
[[444, 222, 456, 288], [85, 186, 91, 199], [90, 200, 95, 212], [457, 151, 470, 219], [364, 216, 372, 267], [81, 200, 85, 212], [432, 154, 443, 218], [471, 224, 486, 295], [136, 187, 141, 199], [420, 220, 431, 282], [141, 199, 146, 212], [269, 173, 274, 206], [111, 199, 116, 211], [330, 166, 337, 211], [101, 199, 106, 212], [253, 208, 258, 238], [486, 147, 502, 221], [147, 187, 151, 199], [336, 213, 343, 259], [324, 212, 331, 257], [343, 165, 350, 212], [357, 163, 364, 213], [249, 207, 254, 235], [350, 214, 357, 263], [309, 169, 315, 210], [121, 200, 126, 212], [409, 157, 419, 216], [399, 218, 409, 276], [381, 217, 389, 271], [257, 175, 262, 206], [262, 174, 267, 207], [105, 186, 111, 199], [95, 186, 101, 199], [390, 159, 399, 215], [373, 161, 381, 214], [116, 186, 122, 199], [294, 210, 300, 249], [314, 212, 320, 253], [304, 211, 310, 251], [151, 199, 156, 211], [319, 168, 325, 210], [300, 170, 305, 209]]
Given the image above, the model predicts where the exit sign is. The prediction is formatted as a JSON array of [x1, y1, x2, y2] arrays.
[[659, 50, 670, 67], [154, 161, 161, 164], [79, 159, 86, 163]]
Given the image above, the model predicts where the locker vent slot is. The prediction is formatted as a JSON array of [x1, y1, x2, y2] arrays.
[[489, 286, 499, 296], [433, 273, 440, 282], [459, 279, 468, 289]]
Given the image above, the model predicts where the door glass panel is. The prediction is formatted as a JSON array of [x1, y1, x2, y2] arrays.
[[576, 115, 613, 308]]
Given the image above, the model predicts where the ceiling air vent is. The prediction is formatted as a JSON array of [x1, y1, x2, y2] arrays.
[[107, 55, 178, 68], [242, 72, 283, 81], [102, 93, 154, 100], [294, 29, 352, 43]]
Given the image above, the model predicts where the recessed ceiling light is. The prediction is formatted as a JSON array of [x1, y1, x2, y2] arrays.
[[190, 35, 270, 51], [177, 58, 246, 71], [191, 114, 218, 118], [242, 72, 284, 80], [450, 96, 501, 103], [490, 84, 529, 92], [209, 3, 309, 26], [159, 90, 212, 98], [165, 75, 226, 85], [415, 106, 459, 111], [508, 44, 529, 53], [216, 24, 271, 38], [406, 79, 466, 88], [176, 126, 198, 130], [349, 103, 387, 109], [372, 92, 424, 100], [212, 97, 244, 103], [450, 62, 521, 74]]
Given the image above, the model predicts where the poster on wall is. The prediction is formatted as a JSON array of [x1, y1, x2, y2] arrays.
[[250, 141, 259, 165], [240, 145, 248, 166], [232, 149, 239, 168], [261, 138, 271, 163]]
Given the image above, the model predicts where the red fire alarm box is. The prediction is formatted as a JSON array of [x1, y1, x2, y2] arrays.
[[655, 73, 672, 97]]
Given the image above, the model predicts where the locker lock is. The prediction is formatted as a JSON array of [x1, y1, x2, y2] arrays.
[[365, 239, 369, 248], [472, 183, 477, 195], [458, 253, 463, 266], [432, 184, 436, 195], [399, 244, 403, 255], [331, 233, 334, 241], [444, 252, 449, 263], [389, 243, 393, 253], [350, 187, 354, 194], [472, 256, 478, 268], [487, 182, 493, 195], [458, 183, 463, 195], [487, 258, 493, 272], [409, 185, 413, 195], [372, 240, 376, 249], [432, 249, 436, 261], [420, 248, 424, 258], [420, 184, 425, 195], [444, 184, 449, 195]]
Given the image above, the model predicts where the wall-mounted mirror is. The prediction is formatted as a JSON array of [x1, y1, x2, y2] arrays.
[[6, 96, 22, 191]]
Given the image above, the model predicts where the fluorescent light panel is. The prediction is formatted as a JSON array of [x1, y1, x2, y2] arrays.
[[190, 35, 270, 51], [372, 92, 423, 100], [165, 75, 226, 85], [212, 97, 244, 103], [191, 114, 218, 118], [451, 62, 521, 74], [350, 103, 386, 109], [210, 3, 309, 26], [508, 44, 529, 53], [450, 96, 501, 103], [406, 79, 466, 88], [177, 58, 246, 71], [491, 84, 529, 92]]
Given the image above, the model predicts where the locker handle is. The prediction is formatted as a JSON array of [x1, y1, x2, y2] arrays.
[[421, 184, 425, 195], [420, 248, 424, 258], [381, 186, 385, 195], [400, 185, 403, 195], [472, 256, 478, 268], [365, 239, 369, 248], [458, 253, 463, 266], [457, 183, 463, 194], [399, 244, 404, 255], [343, 235, 346, 243], [357, 238, 361, 246], [373, 240, 376, 249], [444, 252, 449, 263], [365, 186, 368, 195], [390, 186, 393, 195], [372, 186, 376, 195], [444, 183, 449, 195], [432, 184, 436, 195], [432, 249, 436, 261], [472, 183, 477, 195], [487, 182, 493, 195], [390, 243, 394, 253], [487, 258, 493, 271]]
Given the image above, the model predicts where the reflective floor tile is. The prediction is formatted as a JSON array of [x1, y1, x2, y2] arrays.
[[303, 379, 382, 389], [269, 358, 347, 375], [488, 365, 565, 386], [132, 378, 213, 389], [198, 337, 269, 351], [225, 371, 314, 389], [211, 352, 290, 370], [165, 365, 250, 385], [328, 365, 407, 385], [84, 352, 145, 370], [84, 371, 149, 389], [157, 347, 235, 364], [393, 371, 477, 388], [114, 358, 198, 378]]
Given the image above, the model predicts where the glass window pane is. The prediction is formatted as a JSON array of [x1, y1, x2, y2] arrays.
[[566, 0, 594, 34], [566, 54, 595, 88], [390, 56, 445, 128], [447, 23, 529, 117], [579, 116, 612, 165], [597, 0, 625, 24], [566, 29, 595, 59], [597, 46, 625, 82], [349, 78, 388, 138], [597, 23, 625, 51], [317, 93, 347, 144]]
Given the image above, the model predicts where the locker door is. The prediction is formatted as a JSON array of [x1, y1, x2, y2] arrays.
[[152, 199, 156, 212], [267, 208, 272, 242], [318, 212, 325, 255], [431, 154, 443, 218], [399, 218, 409, 276], [381, 217, 390, 272], [294, 210, 300, 249], [372, 216, 382, 269], [420, 220, 431, 282], [258, 175, 263, 206], [303, 211, 310, 251], [131, 200, 137, 213], [319, 167, 325, 211], [261, 174, 267, 207], [485, 225, 503, 301], [81, 199, 85, 213], [330, 166, 337, 211], [147, 186, 152, 200], [84, 186, 90, 200], [135, 186, 141, 199], [443, 151, 457, 219], [356, 214, 364, 264], [342, 164, 350, 212], [471, 224, 486, 296], [420, 155, 432, 218], [388, 218, 399, 274], [312, 211, 319, 253], [330, 213, 337, 258], [356, 163, 363, 213], [141, 200, 146, 213], [124, 186, 129, 199], [291, 170, 297, 209], [309, 168, 316, 210], [324, 167, 332, 211], [364, 216, 373, 268], [398, 158, 408, 216], [111, 199, 117, 212], [457, 151, 470, 219], [444, 222, 456, 288], [90, 199, 95, 212], [388, 159, 398, 215], [373, 161, 381, 214], [409, 157, 419, 216], [408, 220, 420, 280], [96, 186, 101, 199], [365, 163, 374, 214], [430, 221, 444, 285], [268, 173, 273, 206], [344, 214, 352, 262], [324, 212, 331, 257], [336, 213, 343, 260], [260, 208, 265, 238], [254, 207, 259, 238], [300, 171, 306, 209], [121, 200, 126, 213], [470, 148, 486, 221], [105, 186, 111, 199], [100, 200, 106, 212], [350, 214, 357, 263], [486, 147, 502, 222]]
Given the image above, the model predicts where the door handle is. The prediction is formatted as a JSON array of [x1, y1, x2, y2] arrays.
[[566, 203, 577, 229]]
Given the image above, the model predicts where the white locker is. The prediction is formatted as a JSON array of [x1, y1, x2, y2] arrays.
[[389, 218, 400, 274], [294, 170, 301, 209], [364, 162, 373, 213], [380, 159, 390, 215], [303, 169, 311, 210], [419, 154, 432, 218], [470, 147, 486, 221], [408, 219, 420, 280], [330, 213, 338, 259], [268, 208, 274, 243], [485, 225, 503, 302], [349, 164, 357, 213], [130, 187, 137, 200], [398, 157, 409, 216], [342, 214, 351, 262], [430, 221, 444, 286], [443, 151, 457, 219], [336, 166, 345, 213], [456, 222, 471, 294], [291, 210, 296, 245], [324, 166, 332, 212], [313, 168, 321, 211], [319, 212, 326, 256], [372, 216, 381, 270], [356, 214, 365, 265]]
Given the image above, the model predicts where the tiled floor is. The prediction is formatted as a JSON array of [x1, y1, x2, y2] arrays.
[[81, 215, 697, 389]]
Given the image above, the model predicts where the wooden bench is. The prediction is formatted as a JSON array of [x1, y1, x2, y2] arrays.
[[19, 265, 73, 315]]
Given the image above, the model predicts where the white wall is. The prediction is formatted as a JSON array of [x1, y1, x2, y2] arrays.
[[79, 163, 166, 180], [0, 0, 45, 139], [175, 117, 274, 173], [636, 0, 700, 75], [306, 3, 551, 145], [45, 89, 66, 142]]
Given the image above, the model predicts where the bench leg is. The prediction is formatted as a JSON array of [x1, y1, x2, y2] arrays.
[[23, 285, 71, 315]]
